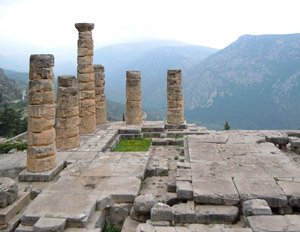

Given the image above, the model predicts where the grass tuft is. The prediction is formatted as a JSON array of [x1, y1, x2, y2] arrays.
[[112, 138, 151, 152]]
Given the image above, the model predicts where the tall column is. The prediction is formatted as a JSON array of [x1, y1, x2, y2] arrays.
[[167, 70, 185, 125], [75, 23, 96, 134], [94, 65, 107, 124], [126, 71, 142, 125], [56, 76, 80, 149], [27, 54, 56, 172]]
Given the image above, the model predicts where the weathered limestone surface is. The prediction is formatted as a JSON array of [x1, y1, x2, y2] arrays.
[[0, 177, 18, 208], [247, 215, 300, 232], [151, 202, 173, 222], [195, 205, 239, 224], [167, 70, 184, 125], [56, 76, 80, 149], [75, 23, 96, 134], [27, 54, 56, 172], [126, 71, 142, 125], [242, 199, 272, 216], [94, 65, 106, 125]]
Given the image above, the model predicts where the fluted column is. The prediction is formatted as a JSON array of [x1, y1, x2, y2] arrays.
[[94, 65, 107, 124], [56, 76, 80, 149], [27, 54, 56, 172], [167, 70, 185, 125], [126, 71, 142, 125], [75, 23, 96, 134]]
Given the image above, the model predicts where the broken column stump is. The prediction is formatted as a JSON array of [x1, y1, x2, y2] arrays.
[[126, 71, 142, 125], [56, 75, 80, 150], [94, 65, 107, 125], [75, 22, 96, 134], [27, 54, 57, 172]]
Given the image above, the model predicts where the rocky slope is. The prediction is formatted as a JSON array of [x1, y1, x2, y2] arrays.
[[0, 68, 24, 103], [184, 34, 300, 129]]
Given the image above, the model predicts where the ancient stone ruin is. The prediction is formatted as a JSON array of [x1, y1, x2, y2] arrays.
[[166, 69, 185, 127], [75, 23, 96, 134], [56, 75, 80, 150], [126, 71, 142, 125], [27, 54, 56, 173], [0, 22, 299, 232], [94, 65, 107, 124]]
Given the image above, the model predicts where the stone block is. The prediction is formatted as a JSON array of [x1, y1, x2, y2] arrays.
[[136, 223, 155, 232], [33, 217, 66, 232], [195, 205, 239, 224], [121, 216, 139, 232], [151, 203, 173, 222], [247, 215, 290, 232], [0, 177, 18, 208], [242, 199, 272, 216], [277, 180, 300, 207], [133, 194, 156, 215], [0, 192, 30, 225], [19, 161, 64, 182], [172, 202, 195, 224], [107, 203, 132, 229], [176, 181, 193, 200], [193, 177, 239, 205], [234, 177, 288, 207]]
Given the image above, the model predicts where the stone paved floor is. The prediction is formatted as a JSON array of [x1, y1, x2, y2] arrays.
[[0, 122, 299, 231]]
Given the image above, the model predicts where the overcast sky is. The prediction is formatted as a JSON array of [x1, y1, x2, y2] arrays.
[[0, 0, 300, 55]]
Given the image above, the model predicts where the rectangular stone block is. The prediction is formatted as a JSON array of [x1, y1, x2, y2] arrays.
[[28, 105, 56, 119], [234, 177, 288, 207], [193, 177, 239, 205], [177, 181, 193, 200], [172, 202, 195, 224], [195, 205, 238, 224], [277, 180, 300, 207], [0, 192, 30, 225]]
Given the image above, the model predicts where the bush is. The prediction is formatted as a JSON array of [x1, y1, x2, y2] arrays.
[[224, 121, 230, 130], [0, 142, 27, 154]]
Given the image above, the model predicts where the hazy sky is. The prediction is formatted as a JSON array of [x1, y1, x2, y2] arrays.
[[0, 0, 300, 54]]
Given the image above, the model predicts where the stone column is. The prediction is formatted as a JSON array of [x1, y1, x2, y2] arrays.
[[94, 65, 107, 124], [27, 54, 56, 172], [75, 23, 96, 134], [167, 70, 185, 125], [56, 76, 80, 149], [126, 71, 142, 125]]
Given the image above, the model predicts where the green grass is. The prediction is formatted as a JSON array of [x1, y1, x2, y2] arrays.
[[112, 138, 151, 152], [0, 141, 27, 154], [104, 224, 120, 232]]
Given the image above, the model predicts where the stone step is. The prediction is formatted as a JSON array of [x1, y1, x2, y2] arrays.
[[136, 223, 253, 232], [0, 192, 31, 226], [247, 215, 300, 232], [152, 138, 183, 146], [32, 217, 66, 231], [141, 126, 165, 133], [15, 224, 33, 232], [143, 132, 161, 138], [172, 201, 195, 224], [195, 205, 239, 224]]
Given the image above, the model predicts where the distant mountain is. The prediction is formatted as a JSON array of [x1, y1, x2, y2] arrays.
[[184, 34, 300, 129], [93, 40, 218, 109], [0, 68, 24, 103], [2, 69, 28, 88]]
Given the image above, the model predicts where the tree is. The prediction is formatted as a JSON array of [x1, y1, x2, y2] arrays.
[[0, 104, 27, 137], [224, 121, 230, 130]]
